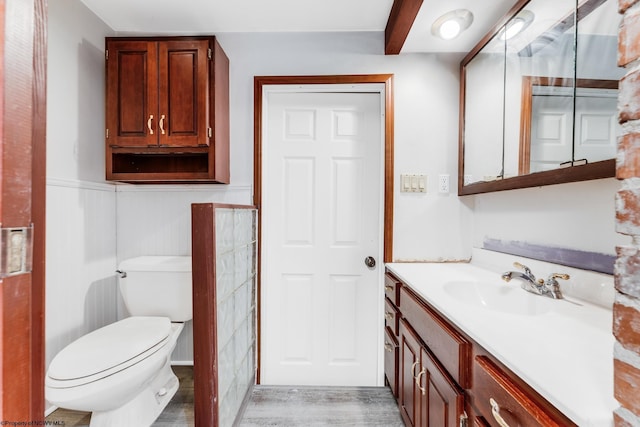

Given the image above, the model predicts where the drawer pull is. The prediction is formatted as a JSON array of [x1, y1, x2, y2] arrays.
[[384, 311, 393, 321], [415, 367, 426, 395], [384, 342, 393, 352], [385, 285, 394, 292], [490, 398, 511, 427]]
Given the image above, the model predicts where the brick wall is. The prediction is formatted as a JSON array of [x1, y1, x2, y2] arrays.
[[615, 0, 640, 424]]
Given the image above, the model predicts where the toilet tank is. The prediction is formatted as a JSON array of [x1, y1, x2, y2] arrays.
[[118, 256, 192, 322]]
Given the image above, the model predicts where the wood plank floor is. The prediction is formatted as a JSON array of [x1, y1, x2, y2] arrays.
[[239, 385, 404, 427], [45, 366, 194, 427], [46, 366, 404, 426]]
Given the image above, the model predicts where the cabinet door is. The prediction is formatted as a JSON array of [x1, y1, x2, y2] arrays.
[[384, 327, 399, 398], [158, 40, 209, 147], [400, 320, 422, 427], [419, 347, 465, 427], [106, 40, 158, 148]]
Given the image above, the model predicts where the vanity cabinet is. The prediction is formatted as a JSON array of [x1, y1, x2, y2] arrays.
[[384, 274, 402, 398], [105, 36, 229, 183], [399, 318, 465, 427], [471, 356, 570, 427], [385, 270, 576, 427]]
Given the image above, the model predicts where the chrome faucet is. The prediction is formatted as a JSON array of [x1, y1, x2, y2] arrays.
[[501, 262, 569, 299]]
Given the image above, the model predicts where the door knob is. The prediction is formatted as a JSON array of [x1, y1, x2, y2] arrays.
[[364, 256, 376, 268]]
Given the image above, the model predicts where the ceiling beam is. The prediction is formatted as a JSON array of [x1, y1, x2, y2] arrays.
[[384, 0, 423, 55]]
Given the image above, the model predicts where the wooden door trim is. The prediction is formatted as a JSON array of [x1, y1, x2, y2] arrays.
[[253, 74, 395, 383], [31, 0, 47, 419], [0, 0, 47, 420]]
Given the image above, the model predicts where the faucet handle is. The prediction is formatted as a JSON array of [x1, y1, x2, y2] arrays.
[[513, 262, 533, 276], [550, 273, 570, 281]]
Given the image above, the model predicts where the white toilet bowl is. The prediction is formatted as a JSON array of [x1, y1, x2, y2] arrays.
[[46, 317, 184, 427], [46, 255, 193, 427]]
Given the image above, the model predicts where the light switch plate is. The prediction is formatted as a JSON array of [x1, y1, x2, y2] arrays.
[[400, 174, 427, 193]]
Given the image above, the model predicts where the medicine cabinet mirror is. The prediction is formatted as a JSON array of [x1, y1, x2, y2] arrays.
[[459, 0, 622, 195]]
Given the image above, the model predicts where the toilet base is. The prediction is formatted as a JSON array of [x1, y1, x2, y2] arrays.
[[89, 357, 179, 427]]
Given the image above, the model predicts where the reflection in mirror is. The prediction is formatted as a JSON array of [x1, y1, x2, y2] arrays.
[[463, 32, 506, 184], [520, 77, 618, 174], [505, 0, 576, 177], [460, 0, 621, 194], [574, 0, 623, 164]]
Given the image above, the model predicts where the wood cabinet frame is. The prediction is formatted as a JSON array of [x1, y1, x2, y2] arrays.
[[105, 36, 229, 183]]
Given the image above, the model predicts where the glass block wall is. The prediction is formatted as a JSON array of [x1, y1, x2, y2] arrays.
[[215, 207, 257, 427]]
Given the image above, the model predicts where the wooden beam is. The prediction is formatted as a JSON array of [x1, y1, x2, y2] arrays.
[[384, 0, 423, 55]]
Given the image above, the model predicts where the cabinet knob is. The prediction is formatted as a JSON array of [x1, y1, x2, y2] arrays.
[[384, 342, 393, 352]]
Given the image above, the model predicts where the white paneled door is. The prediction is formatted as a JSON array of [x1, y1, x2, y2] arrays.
[[261, 90, 383, 386]]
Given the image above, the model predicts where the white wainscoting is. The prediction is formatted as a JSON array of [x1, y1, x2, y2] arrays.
[[45, 179, 118, 411]]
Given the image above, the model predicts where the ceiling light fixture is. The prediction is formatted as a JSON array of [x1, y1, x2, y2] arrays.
[[431, 9, 474, 40], [499, 10, 535, 40]]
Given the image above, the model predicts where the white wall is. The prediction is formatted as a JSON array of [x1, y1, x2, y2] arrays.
[[46, 0, 117, 413], [471, 178, 627, 256]]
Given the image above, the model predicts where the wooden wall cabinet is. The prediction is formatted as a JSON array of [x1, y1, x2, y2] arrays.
[[105, 36, 229, 183], [385, 270, 576, 427]]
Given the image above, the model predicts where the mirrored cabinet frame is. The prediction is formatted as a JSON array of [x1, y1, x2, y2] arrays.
[[458, 0, 617, 195]]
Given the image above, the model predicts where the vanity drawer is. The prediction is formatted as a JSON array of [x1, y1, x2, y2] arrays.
[[384, 326, 399, 398], [384, 272, 401, 306], [400, 286, 470, 388], [384, 297, 399, 336], [473, 356, 575, 427]]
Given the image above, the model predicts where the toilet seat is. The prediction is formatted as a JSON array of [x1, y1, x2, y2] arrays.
[[47, 317, 171, 389]]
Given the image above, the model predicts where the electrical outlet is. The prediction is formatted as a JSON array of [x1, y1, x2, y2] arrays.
[[438, 174, 450, 193]]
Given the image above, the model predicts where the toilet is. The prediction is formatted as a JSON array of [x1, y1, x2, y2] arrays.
[[45, 256, 192, 427]]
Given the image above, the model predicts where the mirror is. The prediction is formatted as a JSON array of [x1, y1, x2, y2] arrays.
[[459, 0, 622, 194]]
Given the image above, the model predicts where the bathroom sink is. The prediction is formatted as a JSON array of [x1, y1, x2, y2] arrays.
[[443, 280, 554, 316]]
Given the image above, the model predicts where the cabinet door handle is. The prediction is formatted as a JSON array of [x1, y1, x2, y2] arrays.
[[411, 360, 420, 377], [147, 115, 154, 135], [160, 114, 166, 135], [490, 398, 511, 427], [415, 367, 426, 395]]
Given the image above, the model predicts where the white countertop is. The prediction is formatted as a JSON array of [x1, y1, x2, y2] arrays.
[[386, 262, 616, 427]]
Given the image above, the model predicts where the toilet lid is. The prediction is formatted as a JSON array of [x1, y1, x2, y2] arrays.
[[48, 317, 171, 382]]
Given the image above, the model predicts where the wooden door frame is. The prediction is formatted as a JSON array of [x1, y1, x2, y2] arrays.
[[0, 0, 47, 421], [253, 74, 394, 383]]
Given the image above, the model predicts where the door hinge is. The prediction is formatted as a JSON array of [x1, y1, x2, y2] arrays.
[[459, 411, 468, 427], [208, 48, 212, 60], [106, 128, 109, 139], [208, 127, 212, 138], [105, 49, 109, 60], [0, 226, 34, 278]]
